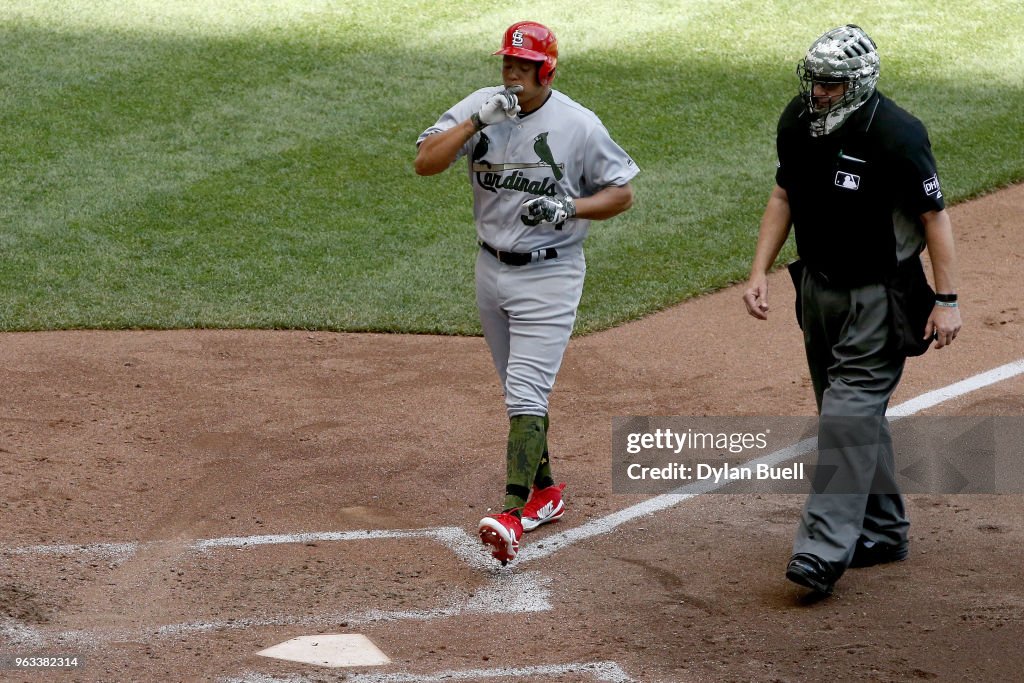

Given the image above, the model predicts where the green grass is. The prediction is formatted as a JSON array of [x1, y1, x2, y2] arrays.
[[1, 1, 1021, 333]]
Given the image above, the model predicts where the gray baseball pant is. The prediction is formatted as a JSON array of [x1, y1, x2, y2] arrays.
[[794, 270, 910, 575], [475, 246, 586, 417]]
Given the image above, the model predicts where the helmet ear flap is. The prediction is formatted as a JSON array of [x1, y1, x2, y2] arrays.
[[539, 62, 556, 86]]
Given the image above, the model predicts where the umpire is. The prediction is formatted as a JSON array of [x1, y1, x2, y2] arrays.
[[742, 25, 962, 596]]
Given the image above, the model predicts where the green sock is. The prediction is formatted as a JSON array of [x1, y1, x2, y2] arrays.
[[533, 414, 555, 490], [502, 414, 547, 511]]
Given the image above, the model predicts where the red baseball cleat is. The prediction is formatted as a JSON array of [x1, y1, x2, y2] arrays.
[[478, 511, 524, 565], [521, 482, 566, 532]]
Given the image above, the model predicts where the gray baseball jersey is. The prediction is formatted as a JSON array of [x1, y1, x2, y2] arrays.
[[417, 86, 639, 253]]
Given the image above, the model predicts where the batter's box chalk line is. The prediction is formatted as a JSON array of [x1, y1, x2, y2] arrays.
[[1, 525, 551, 648], [1, 526, 492, 571], [0, 617, 46, 648], [221, 660, 637, 683]]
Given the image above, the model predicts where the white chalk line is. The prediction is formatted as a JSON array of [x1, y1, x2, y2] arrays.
[[886, 358, 1024, 417], [2, 527, 512, 648], [0, 617, 46, 648], [0, 527, 502, 648], [221, 660, 636, 683], [1, 541, 139, 560], [3, 527, 490, 571], [41, 571, 550, 649]]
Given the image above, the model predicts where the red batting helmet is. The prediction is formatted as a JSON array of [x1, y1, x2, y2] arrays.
[[494, 21, 558, 86]]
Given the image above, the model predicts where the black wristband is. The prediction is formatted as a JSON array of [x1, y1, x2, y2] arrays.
[[935, 292, 958, 303], [470, 112, 486, 132]]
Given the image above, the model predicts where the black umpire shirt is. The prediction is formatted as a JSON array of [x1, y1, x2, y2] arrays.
[[776, 91, 946, 286]]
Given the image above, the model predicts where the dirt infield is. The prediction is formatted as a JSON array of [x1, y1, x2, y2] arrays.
[[1, 184, 1022, 682]]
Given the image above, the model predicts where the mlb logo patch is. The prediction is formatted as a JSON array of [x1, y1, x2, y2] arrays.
[[923, 174, 941, 197], [835, 171, 860, 191]]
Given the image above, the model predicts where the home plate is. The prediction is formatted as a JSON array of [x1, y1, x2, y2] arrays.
[[256, 634, 391, 668]]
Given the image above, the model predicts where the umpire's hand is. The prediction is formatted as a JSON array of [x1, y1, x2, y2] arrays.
[[925, 304, 962, 349], [743, 275, 770, 320]]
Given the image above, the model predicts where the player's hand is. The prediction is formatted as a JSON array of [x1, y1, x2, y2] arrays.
[[477, 86, 523, 126], [521, 195, 577, 226], [743, 275, 770, 320]]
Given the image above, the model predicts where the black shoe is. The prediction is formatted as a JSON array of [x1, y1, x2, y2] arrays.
[[849, 539, 909, 568], [786, 553, 837, 595]]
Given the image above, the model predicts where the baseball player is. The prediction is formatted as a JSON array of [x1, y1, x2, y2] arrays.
[[743, 25, 961, 595], [415, 21, 638, 565]]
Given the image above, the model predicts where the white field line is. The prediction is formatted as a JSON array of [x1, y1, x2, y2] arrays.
[[2, 541, 139, 560], [45, 572, 550, 648], [0, 617, 45, 648], [521, 357, 1024, 562], [3, 527, 489, 570], [221, 660, 636, 683], [2, 527, 496, 648], [886, 359, 1024, 417]]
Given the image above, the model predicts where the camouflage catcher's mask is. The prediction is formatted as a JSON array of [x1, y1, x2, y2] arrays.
[[797, 24, 880, 137]]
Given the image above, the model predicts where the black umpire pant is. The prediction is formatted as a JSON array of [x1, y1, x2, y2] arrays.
[[794, 269, 910, 577]]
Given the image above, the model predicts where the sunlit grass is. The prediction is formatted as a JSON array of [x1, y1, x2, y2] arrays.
[[0, 1, 1021, 332]]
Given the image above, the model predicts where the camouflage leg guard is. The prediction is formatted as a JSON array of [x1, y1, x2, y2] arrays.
[[503, 414, 547, 511], [533, 414, 554, 489]]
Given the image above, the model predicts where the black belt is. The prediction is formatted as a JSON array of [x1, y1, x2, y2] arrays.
[[806, 266, 886, 288], [479, 241, 558, 266]]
